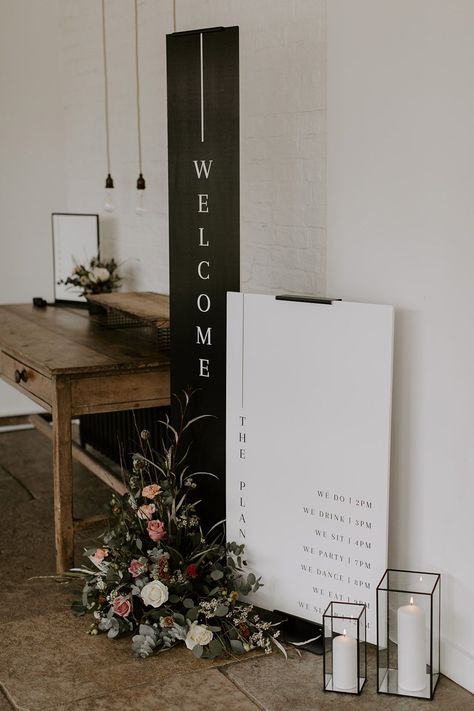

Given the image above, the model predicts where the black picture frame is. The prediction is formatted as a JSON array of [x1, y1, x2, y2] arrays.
[[52, 213, 100, 305]]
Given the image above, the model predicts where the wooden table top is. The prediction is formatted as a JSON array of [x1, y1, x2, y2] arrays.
[[0, 303, 170, 377]]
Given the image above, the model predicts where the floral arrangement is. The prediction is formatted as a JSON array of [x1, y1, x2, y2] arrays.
[[58, 256, 121, 296], [71, 395, 285, 660]]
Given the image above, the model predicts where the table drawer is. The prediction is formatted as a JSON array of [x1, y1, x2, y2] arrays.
[[1, 352, 52, 406]]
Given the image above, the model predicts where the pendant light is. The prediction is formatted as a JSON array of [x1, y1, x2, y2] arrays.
[[134, 0, 146, 215], [102, 0, 115, 212]]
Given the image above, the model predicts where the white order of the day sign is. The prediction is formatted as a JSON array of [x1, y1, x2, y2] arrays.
[[226, 293, 394, 644]]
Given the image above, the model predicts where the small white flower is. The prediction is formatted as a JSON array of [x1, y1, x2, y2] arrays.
[[185, 622, 214, 650], [140, 579, 169, 608], [89, 266, 110, 283]]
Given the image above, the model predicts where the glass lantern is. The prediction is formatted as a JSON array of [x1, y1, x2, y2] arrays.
[[376, 569, 441, 699], [323, 601, 367, 694]]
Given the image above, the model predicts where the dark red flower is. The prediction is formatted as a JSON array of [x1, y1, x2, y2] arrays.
[[186, 563, 198, 579], [239, 622, 250, 639]]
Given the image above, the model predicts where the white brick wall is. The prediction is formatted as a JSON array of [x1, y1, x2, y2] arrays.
[[58, 0, 326, 296]]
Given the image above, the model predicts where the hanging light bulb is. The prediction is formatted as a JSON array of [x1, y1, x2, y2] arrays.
[[104, 173, 115, 212], [134, 0, 147, 215], [135, 172, 146, 215], [102, 0, 115, 212]]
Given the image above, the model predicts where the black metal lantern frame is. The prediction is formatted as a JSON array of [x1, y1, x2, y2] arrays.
[[376, 568, 441, 700], [323, 601, 367, 695]]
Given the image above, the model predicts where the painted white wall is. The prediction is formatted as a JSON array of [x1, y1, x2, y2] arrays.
[[0, 0, 65, 415], [327, 0, 474, 692]]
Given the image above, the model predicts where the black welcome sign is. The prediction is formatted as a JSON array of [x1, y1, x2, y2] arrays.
[[167, 26, 240, 526]]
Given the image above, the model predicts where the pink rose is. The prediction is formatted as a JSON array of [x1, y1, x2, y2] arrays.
[[128, 558, 147, 578], [113, 595, 131, 618], [138, 503, 156, 520], [147, 519, 167, 542], [142, 484, 162, 499]]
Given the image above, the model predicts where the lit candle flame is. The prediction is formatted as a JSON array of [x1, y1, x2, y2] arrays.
[[409, 596, 414, 605], [343, 629, 347, 636]]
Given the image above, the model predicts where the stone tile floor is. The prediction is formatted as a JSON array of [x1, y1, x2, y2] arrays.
[[0, 428, 472, 710]]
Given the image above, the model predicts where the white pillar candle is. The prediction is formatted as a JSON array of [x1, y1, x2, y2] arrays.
[[397, 596, 426, 692], [333, 630, 358, 691]]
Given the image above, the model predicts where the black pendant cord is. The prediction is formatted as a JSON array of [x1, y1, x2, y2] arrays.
[[102, 0, 113, 188], [134, 0, 145, 191]]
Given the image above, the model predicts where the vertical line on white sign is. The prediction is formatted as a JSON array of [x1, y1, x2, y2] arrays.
[[241, 294, 245, 409], [200, 33, 204, 143]]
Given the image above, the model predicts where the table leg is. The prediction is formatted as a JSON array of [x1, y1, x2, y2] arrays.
[[51, 376, 74, 572]]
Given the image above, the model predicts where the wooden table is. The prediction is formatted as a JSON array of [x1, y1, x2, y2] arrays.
[[0, 302, 170, 572]]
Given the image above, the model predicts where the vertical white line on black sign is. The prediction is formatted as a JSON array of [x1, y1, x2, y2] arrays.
[[241, 293, 245, 409], [200, 32, 204, 143]]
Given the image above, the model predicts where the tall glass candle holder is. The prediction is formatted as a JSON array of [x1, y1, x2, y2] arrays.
[[323, 602, 367, 695], [376, 569, 441, 699]]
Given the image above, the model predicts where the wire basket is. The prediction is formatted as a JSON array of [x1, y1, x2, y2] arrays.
[[90, 305, 170, 352]]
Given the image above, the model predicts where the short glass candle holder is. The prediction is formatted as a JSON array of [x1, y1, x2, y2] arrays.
[[323, 602, 367, 694], [376, 569, 441, 699]]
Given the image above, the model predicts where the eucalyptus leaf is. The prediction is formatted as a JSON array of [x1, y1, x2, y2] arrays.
[[247, 573, 256, 585], [139, 624, 155, 637], [169, 594, 180, 604], [210, 569, 224, 581], [230, 639, 245, 654], [209, 639, 224, 657], [215, 605, 229, 617], [186, 607, 199, 621], [71, 601, 86, 616], [183, 597, 195, 608], [192, 644, 204, 658], [82, 586, 90, 607]]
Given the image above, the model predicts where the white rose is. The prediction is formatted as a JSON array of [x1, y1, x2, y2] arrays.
[[89, 266, 110, 283], [140, 580, 169, 608], [185, 623, 214, 650]]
